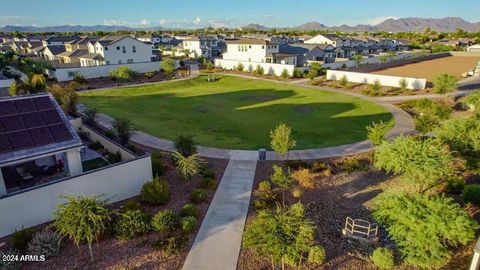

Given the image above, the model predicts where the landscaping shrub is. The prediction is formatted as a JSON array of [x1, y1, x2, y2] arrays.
[[437, 117, 480, 156], [253, 65, 265, 76], [172, 152, 204, 180], [144, 71, 156, 78], [153, 234, 187, 256], [151, 209, 178, 233], [181, 204, 198, 217], [307, 69, 318, 80], [312, 161, 333, 176], [445, 176, 465, 195], [82, 105, 97, 126], [236, 63, 244, 72], [463, 90, 480, 111], [180, 216, 197, 233], [121, 199, 141, 211], [8, 81, 18, 96], [160, 58, 176, 79], [205, 62, 214, 71], [72, 73, 87, 84], [335, 156, 369, 173], [112, 118, 134, 146], [28, 229, 62, 258], [190, 188, 208, 204], [414, 114, 440, 134], [371, 247, 395, 269], [10, 227, 33, 251], [152, 156, 164, 177], [202, 168, 215, 179], [291, 186, 303, 198], [433, 73, 458, 94], [292, 68, 303, 78], [366, 120, 390, 146], [286, 160, 311, 170], [114, 210, 150, 239], [109, 66, 137, 82], [292, 168, 317, 189], [253, 181, 279, 209], [398, 78, 408, 91], [106, 150, 122, 163], [200, 177, 216, 189], [105, 129, 114, 139], [338, 75, 349, 87], [140, 177, 171, 205], [173, 134, 197, 156], [462, 184, 480, 206], [369, 79, 382, 95], [308, 245, 326, 265], [281, 68, 289, 79], [270, 123, 296, 159], [0, 249, 23, 270]]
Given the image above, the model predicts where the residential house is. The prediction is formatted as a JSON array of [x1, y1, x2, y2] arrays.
[[57, 37, 98, 65], [182, 35, 222, 58], [78, 35, 154, 67], [43, 45, 67, 61], [222, 38, 286, 63], [42, 36, 79, 46], [305, 34, 344, 47], [279, 43, 339, 66]]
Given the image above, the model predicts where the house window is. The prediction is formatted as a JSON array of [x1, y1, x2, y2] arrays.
[[132, 46, 136, 53], [127, 59, 133, 64], [249, 45, 251, 49], [118, 60, 122, 64], [116, 46, 120, 50], [122, 46, 126, 53], [104, 47, 108, 51], [262, 46, 264, 49], [106, 61, 110, 65]]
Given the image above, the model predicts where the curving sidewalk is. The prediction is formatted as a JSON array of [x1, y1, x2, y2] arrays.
[[78, 74, 415, 161]]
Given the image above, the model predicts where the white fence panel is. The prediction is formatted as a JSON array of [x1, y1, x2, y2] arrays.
[[0, 79, 14, 88], [215, 59, 295, 76], [326, 70, 427, 90]]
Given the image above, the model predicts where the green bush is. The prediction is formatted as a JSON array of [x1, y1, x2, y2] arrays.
[[414, 114, 440, 134], [109, 66, 137, 82], [122, 199, 141, 211], [203, 169, 215, 179], [398, 78, 408, 91], [200, 177, 216, 189], [140, 178, 171, 205], [236, 63, 244, 72], [114, 210, 150, 239], [308, 245, 326, 264], [281, 68, 289, 79], [307, 69, 318, 80], [292, 68, 303, 78], [190, 188, 208, 204], [10, 227, 33, 251], [366, 120, 390, 146], [433, 73, 458, 94], [153, 234, 187, 256], [151, 209, 178, 233], [463, 90, 480, 111], [173, 134, 197, 157], [338, 75, 349, 87], [445, 176, 465, 195], [181, 204, 198, 217], [437, 117, 480, 156], [335, 156, 369, 173], [105, 129, 115, 139], [28, 230, 62, 258], [369, 79, 382, 94], [462, 184, 480, 206], [371, 247, 395, 269], [253, 65, 265, 76], [144, 71, 156, 78], [180, 216, 197, 233], [152, 157, 164, 177], [253, 181, 279, 210]]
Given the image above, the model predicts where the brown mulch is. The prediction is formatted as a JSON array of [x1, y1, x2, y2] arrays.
[[16, 153, 228, 270]]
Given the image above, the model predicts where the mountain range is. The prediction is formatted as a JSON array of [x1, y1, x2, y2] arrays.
[[1, 17, 479, 33]]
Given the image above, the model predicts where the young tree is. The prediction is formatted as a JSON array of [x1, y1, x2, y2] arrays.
[[338, 75, 349, 87], [433, 73, 458, 94], [352, 55, 364, 67], [373, 192, 478, 268], [280, 68, 289, 79], [172, 151, 204, 181], [112, 118, 134, 145], [374, 136, 455, 193], [270, 123, 296, 160], [398, 78, 408, 91], [160, 58, 176, 79], [366, 120, 390, 146], [109, 66, 136, 82], [369, 79, 382, 95], [82, 105, 98, 126], [463, 90, 480, 112], [271, 164, 293, 204], [236, 62, 245, 72], [307, 69, 318, 80], [53, 195, 111, 262], [436, 117, 480, 156], [253, 65, 265, 76], [243, 202, 315, 270], [8, 81, 18, 96], [48, 83, 79, 113]]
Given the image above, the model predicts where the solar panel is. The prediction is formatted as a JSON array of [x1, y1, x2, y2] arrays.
[[0, 101, 17, 117], [48, 124, 73, 141], [41, 110, 62, 125], [0, 116, 25, 132], [29, 127, 54, 145], [14, 99, 36, 113], [7, 130, 34, 149], [0, 134, 12, 153], [33, 96, 55, 110], [21, 113, 45, 129], [0, 121, 4, 133]]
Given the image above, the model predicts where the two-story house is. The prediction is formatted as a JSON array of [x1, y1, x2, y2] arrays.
[[78, 35, 154, 67], [182, 35, 222, 58], [57, 37, 98, 65]]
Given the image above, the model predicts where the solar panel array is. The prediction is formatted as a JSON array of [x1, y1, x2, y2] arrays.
[[0, 96, 73, 154]]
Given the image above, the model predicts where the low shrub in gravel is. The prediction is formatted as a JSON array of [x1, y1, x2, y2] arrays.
[[292, 168, 318, 189], [190, 188, 208, 204], [140, 177, 171, 205], [10, 227, 33, 251], [291, 186, 303, 198], [121, 199, 141, 211], [312, 161, 333, 176], [200, 177, 216, 189], [462, 184, 480, 206], [153, 234, 188, 257], [114, 210, 150, 239], [308, 245, 326, 265], [203, 168, 216, 179], [371, 247, 395, 269], [151, 209, 178, 234], [334, 156, 369, 173], [253, 181, 279, 210], [180, 216, 197, 233], [28, 229, 62, 258], [181, 204, 198, 217]]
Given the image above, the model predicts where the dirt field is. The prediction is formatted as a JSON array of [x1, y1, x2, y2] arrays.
[[372, 56, 480, 81]]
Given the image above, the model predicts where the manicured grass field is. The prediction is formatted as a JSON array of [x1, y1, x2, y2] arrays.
[[79, 75, 393, 150]]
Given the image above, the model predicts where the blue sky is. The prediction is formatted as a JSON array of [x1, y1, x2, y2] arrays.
[[1, 0, 479, 28]]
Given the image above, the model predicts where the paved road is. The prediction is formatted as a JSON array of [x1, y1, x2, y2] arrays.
[[182, 159, 257, 270]]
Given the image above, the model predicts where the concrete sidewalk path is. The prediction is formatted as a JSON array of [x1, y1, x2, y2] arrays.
[[182, 159, 257, 270]]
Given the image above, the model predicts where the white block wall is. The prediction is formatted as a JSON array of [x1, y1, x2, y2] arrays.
[[0, 79, 14, 88], [0, 155, 152, 237], [322, 51, 432, 70], [49, 61, 162, 81], [215, 59, 295, 76], [326, 70, 427, 90]]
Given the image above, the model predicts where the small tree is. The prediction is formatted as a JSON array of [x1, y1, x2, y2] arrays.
[[369, 79, 382, 95], [270, 123, 296, 160], [436, 117, 480, 156], [307, 69, 318, 80], [205, 62, 214, 71], [373, 192, 478, 268], [292, 68, 303, 78], [352, 55, 364, 67], [160, 58, 176, 79], [112, 118, 134, 145], [243, 202, 315, 269], [8, 81, 18, 96], [48, 83, 79, 113], [366, 120, 389, 146], [82, 105, 98, 126], [433, 73, 458, 94], [53, 195, 111, 262], [374, 136, 455, 193], [398, 78, 408, 91], [173, 134, 198, 157], [236, 62, 245, 72], [463, 90, 480, 112], [281, 68, 289, 79], [271, 164, 294, 204], [338, 75, 349, 87], [253, 65, 265, 76], [172, 151, 204, 181], [109, 66, 136, 82]]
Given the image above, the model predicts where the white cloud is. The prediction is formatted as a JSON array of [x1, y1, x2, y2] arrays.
[[367, 16, 400, 25], [103, 19, 132, 26], [263, 15, 274, 19], [140, 19, 150, 26], [193, 16, 201, 25]]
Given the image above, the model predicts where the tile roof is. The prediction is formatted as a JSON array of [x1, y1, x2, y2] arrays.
[[0, 93, 83, 165], [78, 53, 104, 60], [45, 45, 66, 55]]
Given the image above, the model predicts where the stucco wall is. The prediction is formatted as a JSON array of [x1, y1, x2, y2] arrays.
[[326, 70, 427, 90], [0, 79, 14, 88], [215, 59, 295, 76], [48, 61, 161, 81], [0, 155, 152, 237]]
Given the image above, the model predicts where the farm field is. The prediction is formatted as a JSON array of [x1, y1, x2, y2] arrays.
[[79, 75, 393, 150], [371, 56, 480, 81]]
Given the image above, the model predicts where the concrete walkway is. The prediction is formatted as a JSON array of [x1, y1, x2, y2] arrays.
[[182, 159, 257, 270]]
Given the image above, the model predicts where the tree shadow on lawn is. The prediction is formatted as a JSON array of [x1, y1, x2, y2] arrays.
[[80, 88, 393, 149]]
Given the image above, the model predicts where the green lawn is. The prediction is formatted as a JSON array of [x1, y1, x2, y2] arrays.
[[79, 75, 393, 150]]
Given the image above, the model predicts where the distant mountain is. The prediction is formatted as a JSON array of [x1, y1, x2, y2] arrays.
[[239, 23, 268, 30], [293, 17, 480, 32], [0, 24, 163, 33]]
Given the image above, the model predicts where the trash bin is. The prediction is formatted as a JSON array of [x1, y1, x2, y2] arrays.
[[258, 148, 266, 161]]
